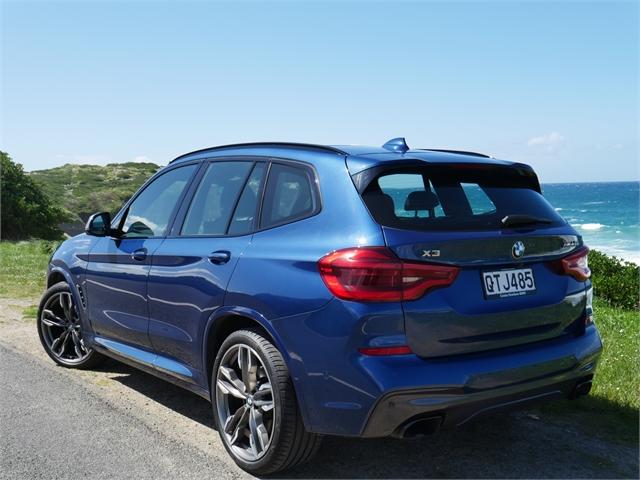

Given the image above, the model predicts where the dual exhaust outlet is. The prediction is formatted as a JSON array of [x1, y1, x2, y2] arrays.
[[393, 378, 593, 439]]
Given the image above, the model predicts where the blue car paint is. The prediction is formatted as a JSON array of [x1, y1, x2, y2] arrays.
[[46, 142, 603, 437]]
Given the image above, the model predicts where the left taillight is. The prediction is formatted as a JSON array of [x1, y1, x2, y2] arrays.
[[561, 246, 591, 281], [317, 247, 459, 302]]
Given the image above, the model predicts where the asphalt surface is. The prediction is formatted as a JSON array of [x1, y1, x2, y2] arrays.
[[0, 298, 637, 479], [0, 344, 244, 480]]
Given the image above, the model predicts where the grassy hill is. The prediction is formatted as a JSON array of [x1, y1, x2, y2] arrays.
[[30, 162, 161, 224]]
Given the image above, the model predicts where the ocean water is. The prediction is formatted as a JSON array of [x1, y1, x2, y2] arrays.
[[542, 181, 639, 264]]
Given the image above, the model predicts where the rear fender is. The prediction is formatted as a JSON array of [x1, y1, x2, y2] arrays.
[[201, 306, 312, 429]]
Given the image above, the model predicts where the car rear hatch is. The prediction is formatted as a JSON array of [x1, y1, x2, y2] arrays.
[[352, 160, 589, 357]]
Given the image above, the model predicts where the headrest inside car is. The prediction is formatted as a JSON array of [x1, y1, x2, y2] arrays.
[[404, 191, 440, 211]]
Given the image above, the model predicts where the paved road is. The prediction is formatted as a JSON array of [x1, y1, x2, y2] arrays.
[[0, 299, 636, 479], [0, 344, 244, 480]]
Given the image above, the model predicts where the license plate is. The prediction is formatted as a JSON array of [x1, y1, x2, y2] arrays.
[[482, 268, 536, 299]]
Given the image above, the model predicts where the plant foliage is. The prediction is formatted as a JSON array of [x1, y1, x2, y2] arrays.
[[589, 249, 639, 310], [1, 152, 68, 240], [30, 161, 160, 222]]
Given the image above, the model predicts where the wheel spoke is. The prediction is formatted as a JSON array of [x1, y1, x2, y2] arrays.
[[249, 408, 269, 455], [71, 330, 84, 358], [59, 293, 73, 321], [224, 404, 247, 435], [226, 406, 250, 446], [50, 330, 65, 352], [238, 347, 250, 391], [51, 330, 70, 356], [218, 366, 247, 399], [254, 383, 274, 412], [42, 310, 66, 328], [238, 346, 257, 393]]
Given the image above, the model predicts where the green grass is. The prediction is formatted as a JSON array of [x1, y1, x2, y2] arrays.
[[0, 240, 54, 299], [590, 300, 639, 410], [21, 304, 38, 320], [538, 299, 639, 443], [1, 240, 638, 443]]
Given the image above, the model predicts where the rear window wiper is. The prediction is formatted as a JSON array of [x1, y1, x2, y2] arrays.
[[501, 214, 552, 228]]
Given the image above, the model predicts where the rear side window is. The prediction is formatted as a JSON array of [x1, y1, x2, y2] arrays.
[[362, 166, 564, 231], [228, 163, 266, 236], [181, 162, 253, 236], [260, 163, 316, 228]]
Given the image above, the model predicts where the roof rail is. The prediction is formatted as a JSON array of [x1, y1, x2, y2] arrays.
[[170, 142, 348, 164], [419, 149, 491, 158]]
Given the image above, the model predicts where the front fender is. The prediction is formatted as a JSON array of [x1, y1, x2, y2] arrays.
[[47, 234, 98, 340], [45, 265, 96, 341]]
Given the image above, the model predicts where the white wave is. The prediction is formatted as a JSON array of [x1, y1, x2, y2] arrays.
[[581, 223, 604, 230], [591, 245, 640, 265], [554, 207, 563, 211]]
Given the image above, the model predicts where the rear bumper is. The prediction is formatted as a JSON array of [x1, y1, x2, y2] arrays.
[[286, 317, 602, 437], [361, 326, 601, 437], [363, 372, 593, 438]]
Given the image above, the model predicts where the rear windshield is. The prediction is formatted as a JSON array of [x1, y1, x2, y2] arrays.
[[359, 165, 565, 231]]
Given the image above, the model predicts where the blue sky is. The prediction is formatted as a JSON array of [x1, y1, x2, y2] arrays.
[[1, 0, 638, 182]]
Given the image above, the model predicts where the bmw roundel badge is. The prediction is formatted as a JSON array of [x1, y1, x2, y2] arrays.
[[512, 241, 526, 259]]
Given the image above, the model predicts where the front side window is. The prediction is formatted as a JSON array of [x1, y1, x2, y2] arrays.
[[260, 163, 316, 228], [181, 161, 253, 236], [121, 164, 196, 238]]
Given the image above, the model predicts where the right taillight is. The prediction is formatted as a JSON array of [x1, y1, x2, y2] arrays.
[[317, 247, 459, 302], [561, 246, 591, 281]]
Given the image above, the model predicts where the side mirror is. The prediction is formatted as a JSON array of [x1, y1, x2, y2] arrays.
[[85, 212, 112, 237]]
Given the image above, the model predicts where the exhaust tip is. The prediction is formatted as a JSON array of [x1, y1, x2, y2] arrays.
[[394, 415, 443, 439], [569, 380, 592, 399]]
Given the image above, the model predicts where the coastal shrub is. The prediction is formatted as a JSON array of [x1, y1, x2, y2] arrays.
[[589, 250, 639, 310], [1, 152, 69, 240]]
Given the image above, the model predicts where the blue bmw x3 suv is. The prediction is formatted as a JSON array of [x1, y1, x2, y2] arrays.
[[38, 138, 602, 474]]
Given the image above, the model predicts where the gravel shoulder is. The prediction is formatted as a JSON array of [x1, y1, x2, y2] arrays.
[[0, 298, 637, 479]]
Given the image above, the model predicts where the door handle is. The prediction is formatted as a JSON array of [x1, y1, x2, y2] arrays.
[[208, 250, 231, 265], [131, 248, 147, 261]]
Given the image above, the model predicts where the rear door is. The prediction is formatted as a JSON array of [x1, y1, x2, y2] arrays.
[[359, 164, 588, 357], [146, 160, 266, 383]]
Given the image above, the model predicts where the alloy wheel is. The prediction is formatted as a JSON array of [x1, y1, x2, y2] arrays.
[[215, 344, 275, 461], [40, 291, 90, 364]]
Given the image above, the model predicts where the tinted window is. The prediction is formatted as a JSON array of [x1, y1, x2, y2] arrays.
[[228, 163, 266, 236], [181, 162, 253, 236], [363, 166, 564, 231], [378, 174, 445, 218], [261, 164, 316, 228], [121, 165, 196, 238], [461, 183, 496, 215]]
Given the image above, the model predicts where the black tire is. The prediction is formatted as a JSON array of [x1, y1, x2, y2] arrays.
[[37, 281, 105, 369], [211, 328, 322, 475]]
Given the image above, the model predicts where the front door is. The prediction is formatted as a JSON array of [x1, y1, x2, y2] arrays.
[[85, 163, 198, 349]]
